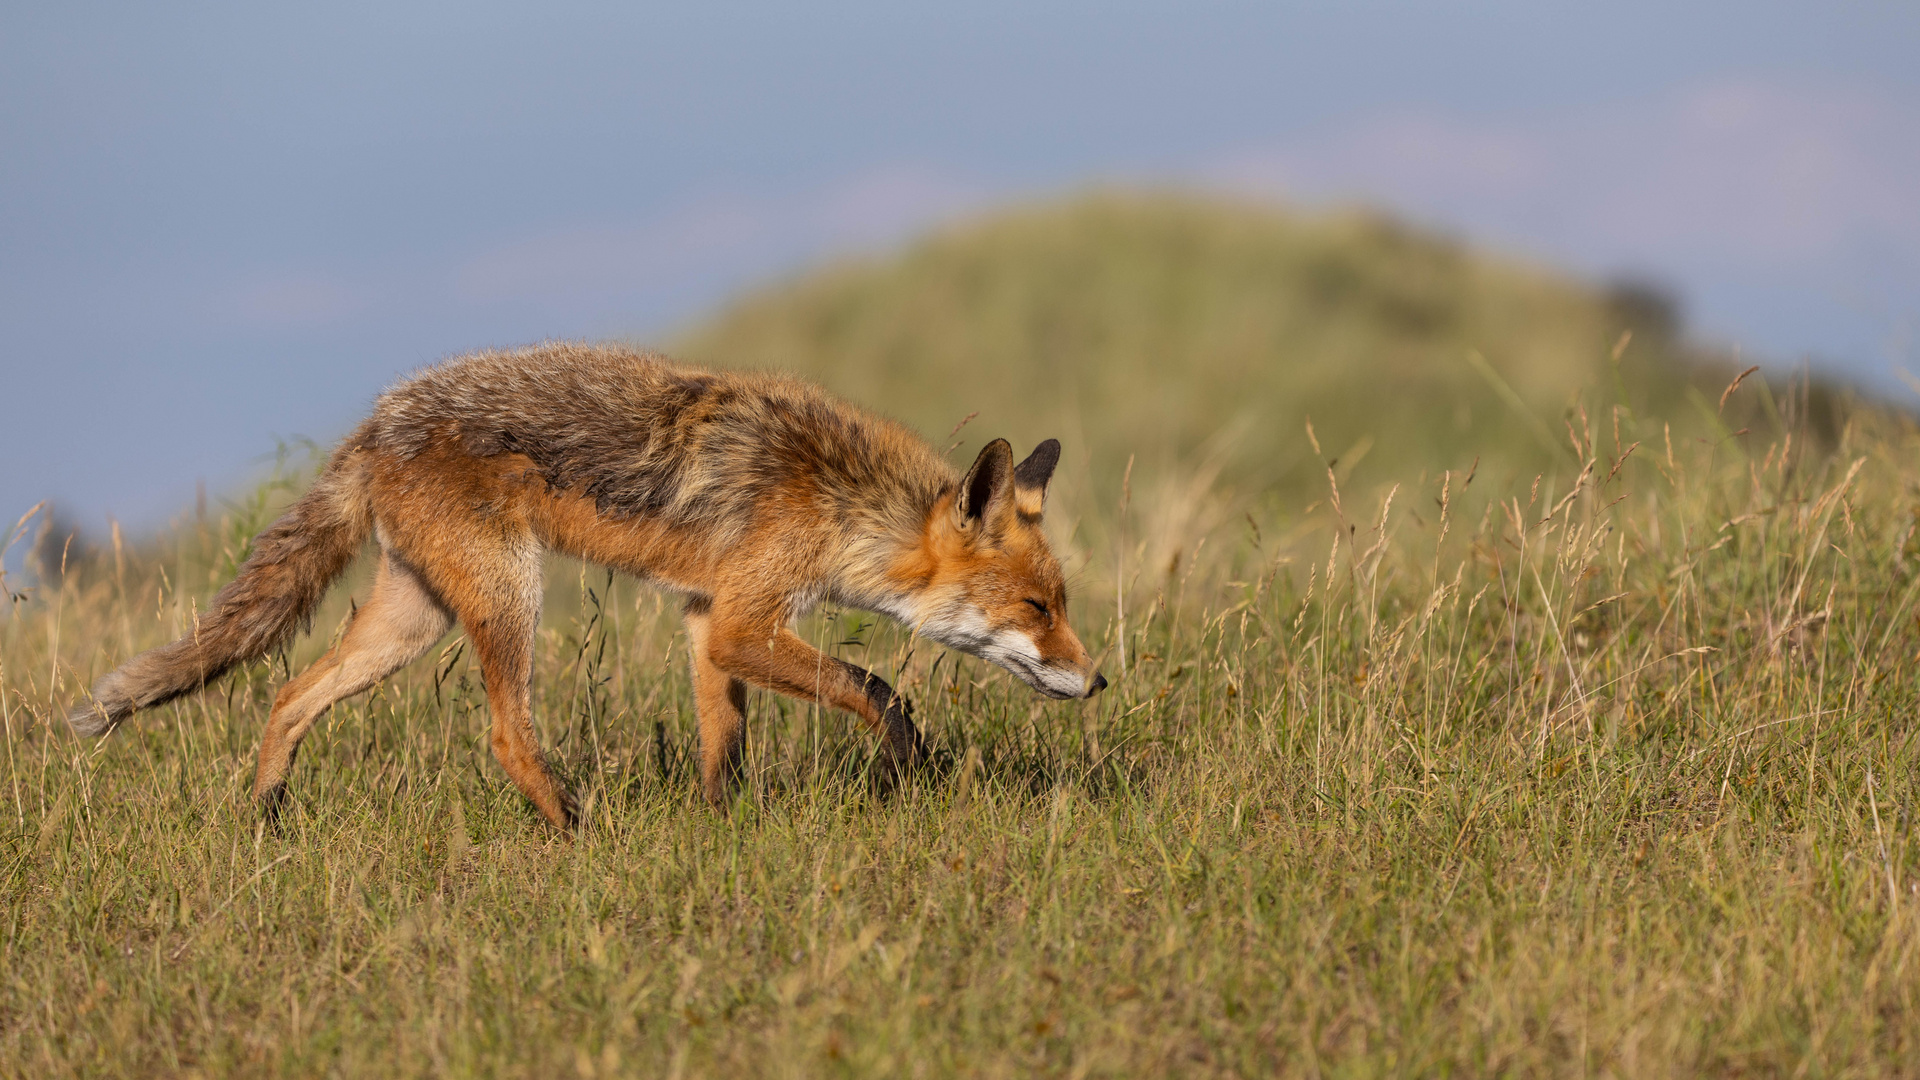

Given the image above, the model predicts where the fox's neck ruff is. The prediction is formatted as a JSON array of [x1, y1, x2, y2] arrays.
[[823, 486, 957, 623]]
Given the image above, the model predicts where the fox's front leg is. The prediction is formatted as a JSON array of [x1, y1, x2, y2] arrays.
[[704, 606, 925, 791]]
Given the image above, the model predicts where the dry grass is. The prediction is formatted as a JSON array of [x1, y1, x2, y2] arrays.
[[5, 364, 1920, 1077]]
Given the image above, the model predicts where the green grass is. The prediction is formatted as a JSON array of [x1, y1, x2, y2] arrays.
[[6, 363, 1920, 1077], [5, 194, 1917, 1075]]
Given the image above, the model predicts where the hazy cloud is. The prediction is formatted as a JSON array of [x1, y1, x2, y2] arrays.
[[1207, 79, 1920, 274], [450, 164, 986, 311], [211, 272, 367, 328]]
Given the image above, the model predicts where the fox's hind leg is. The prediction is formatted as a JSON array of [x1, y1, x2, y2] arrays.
[[422, 541, 577, 831], [253, 548, 453, 813], [683, 598, 749, 809]]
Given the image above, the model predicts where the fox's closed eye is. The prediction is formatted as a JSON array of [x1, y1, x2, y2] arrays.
[[1024, 598, 1049, 616]]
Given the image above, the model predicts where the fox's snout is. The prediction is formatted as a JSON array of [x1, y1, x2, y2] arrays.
[[1025, 654, 1106, 701]]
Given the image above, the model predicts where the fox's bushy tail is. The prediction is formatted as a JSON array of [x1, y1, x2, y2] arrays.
[[67, 442, 374, 736]]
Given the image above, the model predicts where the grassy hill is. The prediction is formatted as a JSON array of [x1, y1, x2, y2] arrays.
[[677, 192, 1751, 514]]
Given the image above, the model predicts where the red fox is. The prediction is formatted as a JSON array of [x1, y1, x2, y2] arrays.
[[68, 342, 1106, 828]]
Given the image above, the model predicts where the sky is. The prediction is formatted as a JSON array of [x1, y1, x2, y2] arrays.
[[3, 1, 1918, 541]]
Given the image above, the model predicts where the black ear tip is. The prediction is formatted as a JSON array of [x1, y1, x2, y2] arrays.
[[1014, 438, 1062, 489]]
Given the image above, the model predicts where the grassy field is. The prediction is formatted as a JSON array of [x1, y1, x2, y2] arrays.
[[6, 196, 1920, 1076], [6, 365, 1920, 1076]]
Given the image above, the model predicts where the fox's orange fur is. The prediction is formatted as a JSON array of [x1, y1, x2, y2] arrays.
[[69, 343, 1105, 828]]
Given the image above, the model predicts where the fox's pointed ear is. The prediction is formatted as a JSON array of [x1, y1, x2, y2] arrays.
[[957, 438, 1015, 530], [1012, 438, 1060, 517]]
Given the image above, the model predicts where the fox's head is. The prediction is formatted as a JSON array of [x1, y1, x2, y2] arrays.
[[907, 438, 1107, 700]]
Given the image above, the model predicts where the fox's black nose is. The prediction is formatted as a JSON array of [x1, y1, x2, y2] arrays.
[[1086, 671, 1108, 698]]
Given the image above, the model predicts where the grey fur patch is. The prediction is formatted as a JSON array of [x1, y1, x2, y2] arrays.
[[368, 343, 955, 544]]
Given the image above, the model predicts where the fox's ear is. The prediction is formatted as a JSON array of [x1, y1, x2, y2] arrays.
[[957, 438, 1015, 530], [1012, 438, 1060, 516]]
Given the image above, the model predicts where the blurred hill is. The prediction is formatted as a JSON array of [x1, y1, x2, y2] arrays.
[[675, 192, 1782, 520]]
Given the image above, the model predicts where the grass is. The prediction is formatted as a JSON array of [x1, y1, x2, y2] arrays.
[[5, 355, 1920, 1076]]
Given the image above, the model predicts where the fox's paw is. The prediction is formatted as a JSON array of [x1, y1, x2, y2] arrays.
[[555, 786, 583, 833], [870, 739, 929, 801], [256, 782, 295, 832], [882, 703, 927, 768]]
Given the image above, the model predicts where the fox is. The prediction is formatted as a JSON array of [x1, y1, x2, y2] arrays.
[[67, 341, 1106, 829]]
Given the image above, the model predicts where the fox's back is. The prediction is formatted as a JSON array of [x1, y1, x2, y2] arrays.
[[364, 342, 954, 541]]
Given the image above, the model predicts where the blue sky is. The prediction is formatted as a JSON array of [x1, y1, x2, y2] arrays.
[[4, 1, 1918, 536]]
